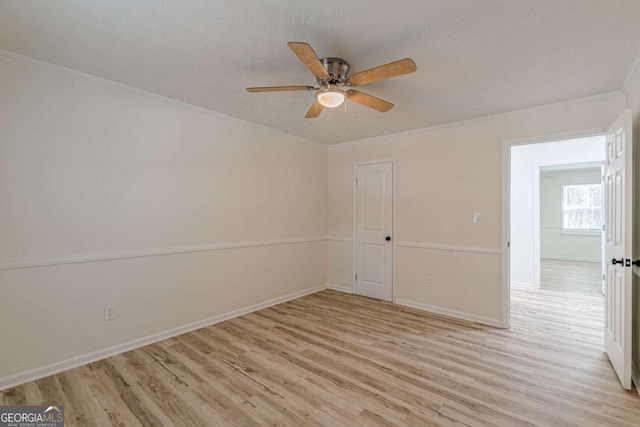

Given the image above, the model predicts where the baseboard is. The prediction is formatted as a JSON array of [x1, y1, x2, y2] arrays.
[[0, 284, 326, 391], [326, 283, 354, 293], [394, 298, 503, 328], [511, 281, 537, 288], [541, 256, 600, 263], [633, 363, 640, 396]]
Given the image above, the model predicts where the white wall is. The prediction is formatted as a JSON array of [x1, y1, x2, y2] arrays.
[[510, 138, 604, 287], [540, 167, 602, 262], [328, 94, 623, 325], [0, 53, 328, 386], [1, 46, 637, 390]]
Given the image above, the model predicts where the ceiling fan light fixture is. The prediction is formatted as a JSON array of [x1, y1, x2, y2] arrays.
[[315, 86, 346, 108]]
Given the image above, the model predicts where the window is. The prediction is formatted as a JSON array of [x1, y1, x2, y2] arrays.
[[562, 183, 602, 232]]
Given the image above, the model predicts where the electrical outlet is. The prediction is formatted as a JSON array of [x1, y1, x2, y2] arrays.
[[473, 212, 482, 223], [426, 277, 434, 286], [298, 267, 303, 277], [104, 305, 115, 321]]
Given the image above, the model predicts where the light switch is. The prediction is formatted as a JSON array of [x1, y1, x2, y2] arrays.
[[473, 212, 482, 223]]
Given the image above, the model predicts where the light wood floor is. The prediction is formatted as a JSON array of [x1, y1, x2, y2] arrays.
[[2, 289, 639, 426], [540, 259, 602, 294]]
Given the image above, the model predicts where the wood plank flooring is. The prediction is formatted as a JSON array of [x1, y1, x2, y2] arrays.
[[2, 289, 639, 426], [540, 259, 602, 294]]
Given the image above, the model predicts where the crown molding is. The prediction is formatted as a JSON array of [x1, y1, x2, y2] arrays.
[[328, 91, 624, 150], [502, 128, 606, 147], [1, 48, 632, 150], [0, 49, 327, 149], [622, 44, 640, 95]]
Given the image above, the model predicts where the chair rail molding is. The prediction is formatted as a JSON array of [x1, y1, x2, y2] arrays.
[[395, 241, 502, 255], [0, 237, 328, 271]]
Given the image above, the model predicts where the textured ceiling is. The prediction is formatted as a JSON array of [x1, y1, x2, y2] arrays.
[[1, 0, 640, 144]]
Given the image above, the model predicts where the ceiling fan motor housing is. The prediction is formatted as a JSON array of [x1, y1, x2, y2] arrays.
[[320, 57, 350, 85]]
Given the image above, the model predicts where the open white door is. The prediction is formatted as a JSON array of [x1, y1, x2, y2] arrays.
[[604, 109, 633, 390], [355, 161, 393, 301], [601, 164, 606, 296]]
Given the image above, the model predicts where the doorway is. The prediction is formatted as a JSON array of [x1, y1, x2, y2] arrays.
[[508, 137, 606, 293], [503, 109, 634, 390], [508, 137, 606, 333], [353, 160, 394, 301]]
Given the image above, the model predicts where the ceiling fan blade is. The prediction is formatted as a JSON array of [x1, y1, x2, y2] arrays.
[[305, 100, 324, 118], [347, 90, 394, 112], [346, 58, 417, 87], [246, 86, 314, 93], [288, 42, 330, 79]]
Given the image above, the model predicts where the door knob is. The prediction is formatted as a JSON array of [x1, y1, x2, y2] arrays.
[[385, 236, 391, 241], [612, 258, 624, 265]]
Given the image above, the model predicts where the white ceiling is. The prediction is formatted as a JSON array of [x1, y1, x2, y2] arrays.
[[1, 0, 640, 144]]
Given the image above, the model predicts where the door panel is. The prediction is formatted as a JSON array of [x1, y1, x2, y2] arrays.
[[356, 162, 393, 301], [615, 170, 623, 245], [604, 109, 632, 390], [364, 171, 386, 230], [362, 244, 385, 284]]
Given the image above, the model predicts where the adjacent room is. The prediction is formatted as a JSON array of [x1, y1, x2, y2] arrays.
[[539, 163, 604, 294], [509, 137, 608, 388], [2, 1, 640, 426]]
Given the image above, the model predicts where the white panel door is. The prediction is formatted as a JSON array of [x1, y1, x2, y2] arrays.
[[604, 109, 633, 390], [356, 162, 393, 301], [601, 164, 606, 296]]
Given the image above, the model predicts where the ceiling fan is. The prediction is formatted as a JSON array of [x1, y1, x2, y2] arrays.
[[246, 42, 417, 118]]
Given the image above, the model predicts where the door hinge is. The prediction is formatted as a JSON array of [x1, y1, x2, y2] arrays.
[[602, 224, 606, 231], [507, 241, 510, 248], [355, 273, 358, 281], [356, 178, 358, 185], [602, 274, 605, 281]]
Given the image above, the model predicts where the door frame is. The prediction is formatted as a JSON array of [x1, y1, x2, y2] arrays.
[[501, 128, 606, 328], [352, 158, 397, 299]]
